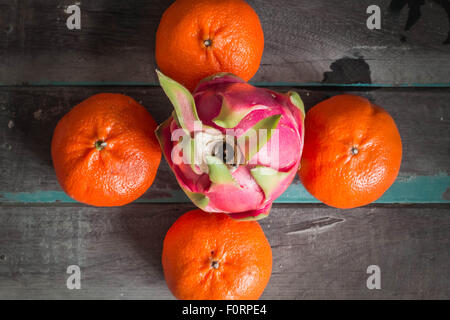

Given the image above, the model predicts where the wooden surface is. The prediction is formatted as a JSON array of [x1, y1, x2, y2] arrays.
[[1, 87, 449, 204], [0, 0, 449, 300], [0, 0, 450, 86], [1, 204, 449, 299]]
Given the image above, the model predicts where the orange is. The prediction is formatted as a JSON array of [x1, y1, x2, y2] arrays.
[[51, 93, 161, 206], [155, 0, 264, 91], [299, 95, 402, 209], [162, 209, 272, 300]]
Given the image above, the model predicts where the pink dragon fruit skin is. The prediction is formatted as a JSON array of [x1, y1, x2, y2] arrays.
[[155, 70, 305, 220]]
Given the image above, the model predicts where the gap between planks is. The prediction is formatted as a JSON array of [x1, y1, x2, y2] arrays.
[[1, 82, 450, 88], [1, 202, 449, 209]]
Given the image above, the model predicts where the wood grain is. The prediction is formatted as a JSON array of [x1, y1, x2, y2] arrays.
[[0, 0, 449, 86], [0, 204, 448, 299], [0, 0, 449, 300], [1, 86, 449, 204]]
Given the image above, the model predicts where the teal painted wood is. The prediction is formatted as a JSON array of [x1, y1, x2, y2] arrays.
[[1, 87, 449, 206], [1, 175, 448, 204]]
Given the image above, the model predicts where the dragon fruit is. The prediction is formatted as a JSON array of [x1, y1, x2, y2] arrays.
[[155, 71, 305, 220]]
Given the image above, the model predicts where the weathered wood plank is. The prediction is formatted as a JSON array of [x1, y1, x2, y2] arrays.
[[0, 86, 449, 204], [0, 0, 449, 86], [0, 204, 448, 299]]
